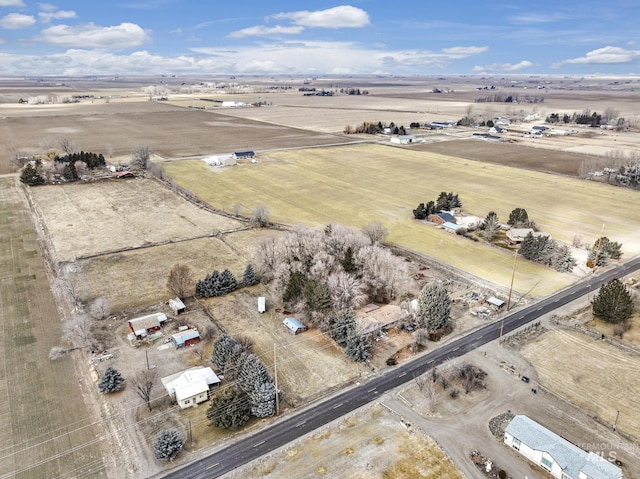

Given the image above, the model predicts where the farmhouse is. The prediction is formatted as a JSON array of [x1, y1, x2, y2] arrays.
[[128, 312, 168, 340], [506, 228, 542, 245], [356, 304, 405, 335], [428, 212, 456, 225], [171, 329, 200, 348], [169, 297, 186, 314], [504, 415, 623, 479], [161, 366, 220, 409], [283, 317, 306, 334], [390, 135, 416, 145], [233, 150, 255, 160]]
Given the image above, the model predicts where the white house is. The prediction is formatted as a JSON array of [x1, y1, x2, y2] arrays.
[[161, 366, 221, 409], [390, 135, 416, 145], [504, 415, 623, 479]]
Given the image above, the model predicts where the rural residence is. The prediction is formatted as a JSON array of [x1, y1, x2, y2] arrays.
[[283, 318, 306, 335], [169, 297, 186, 315], [428, 212, 456, 225], [504, 415, 623, 479], [356, 304, 405, 335], [506, 228, 535, 245], [161, 366, 220, 409], [128, 312, 167, 340], [171, 329, 200, 348]]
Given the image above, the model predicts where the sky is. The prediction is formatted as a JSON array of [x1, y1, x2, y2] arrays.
[[0, 0, 638, 76]]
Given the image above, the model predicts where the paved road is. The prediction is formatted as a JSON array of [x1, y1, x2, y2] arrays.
[[165, 257, 640, 479]]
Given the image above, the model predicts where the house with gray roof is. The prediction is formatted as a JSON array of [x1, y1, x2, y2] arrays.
[[504, 415, 623, 479]]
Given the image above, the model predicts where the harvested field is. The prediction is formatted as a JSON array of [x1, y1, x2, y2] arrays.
[[163, 143, 640, 296], [225, 403, 463, 479], [203, 288, 369, 406], [70, 229, 279, 313], [0, 178, 105, 479], [416, 138, 602, 176], [30, 179, 246, 262], [521, 329, 640, 439]]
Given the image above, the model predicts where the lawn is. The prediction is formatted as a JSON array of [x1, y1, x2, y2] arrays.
[[0, 178, 106, 479], [162, 143, 640, 296]]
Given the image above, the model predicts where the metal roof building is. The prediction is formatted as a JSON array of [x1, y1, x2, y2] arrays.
[[171, 329, 200, 348], [161, 367, 220, 409], [504, 415, 623, 479], [283, 317, 306, 334]]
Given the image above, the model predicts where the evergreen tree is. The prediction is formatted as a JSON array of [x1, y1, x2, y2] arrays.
[[242, 264, 259, 286], [436, 191, 449, 211], [249, 379, 276, 418], [219, 269, 237, 294], [416, 282, 451, 331], [592, 279, 634, 324], [507, 208, 529, 227], [424, 200, 436, 217], [341, 246, 357, 273], [211, 334, 237, 371], [237, 354, 271, 394], [345, 333, 372, 362], [590, 237, 623, 265], [304, 280, 332, 313], [153, 430, 184, 462], [207, 386, 251, 429], [20, 162, 45, 186], [413, 203, 427, 219], [283, 271, 307, 304], [332, 309, 356, 346], [98, 366, 124, 393]]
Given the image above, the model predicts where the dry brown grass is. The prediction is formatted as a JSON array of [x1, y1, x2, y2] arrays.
[[522, 329, 640, 439]]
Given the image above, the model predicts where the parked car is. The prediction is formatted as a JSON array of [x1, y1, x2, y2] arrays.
[[521, 376, 530, 383]]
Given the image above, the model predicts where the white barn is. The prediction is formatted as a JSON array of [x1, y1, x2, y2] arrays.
[[504, 415, 623, 479]]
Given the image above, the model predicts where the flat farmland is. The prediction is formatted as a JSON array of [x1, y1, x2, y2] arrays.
[[0, 100, 350, 173], [204, 288, 369, 405], [71, 229, 279, 312], [225, 403, 463, 479], [0, 178, 105, 479], [163, 143, 640, 296], [521, 329, 640, 439], [30, 179, 246, 262]]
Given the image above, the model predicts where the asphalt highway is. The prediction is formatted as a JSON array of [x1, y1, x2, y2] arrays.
[[165, 257, 640, 479]]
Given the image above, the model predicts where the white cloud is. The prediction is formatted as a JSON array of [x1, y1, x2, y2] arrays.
[[441, 46, 488, 56], [509, 12, 568, 24], [553, 46, 640, 67], [39, 22, 150, 49], [39, 9, 76, 23], [0, 0, 25, 7], [472, 60, 533, 72], [228, 25, 304, 38], [38, 2, 56, 11], [0, 13, 36, 29], [272, 5, 369, 28]]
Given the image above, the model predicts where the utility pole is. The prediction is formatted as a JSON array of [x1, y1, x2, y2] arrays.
[[614, 410, 620, 431], [507, 247, 518, 311], [146, 350, 150, 370], [274, 343, 279, 416]]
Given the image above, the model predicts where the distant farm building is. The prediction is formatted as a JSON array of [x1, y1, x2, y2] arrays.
[[283, 317, 306, 334], [504, 415, 623, 479], [171, 329, 200, 348], [128, 312, 167, 340], [486, 296, 505, 309], [205, 154, 236, 167], [390, 135, 416, 145], [161, 366, 220, 409], [428, 212, 456, 225], [169, 297, 186, 314], [442, 221, 463, 234], [116, 170, 135, 179], [233, 151, 255, 160]]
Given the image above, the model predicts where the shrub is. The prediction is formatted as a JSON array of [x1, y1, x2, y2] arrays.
[[153, 430, 184, 462]]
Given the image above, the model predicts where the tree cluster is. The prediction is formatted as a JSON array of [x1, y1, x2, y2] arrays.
[[339, 88, 369, 95], [587, 237, 623, 268], [209, 334, 276, 426], [343, 121, 405, 135], [195, 269, 237, 297], [98, 366, 124, 393], [53, 151, 106, 180], [519, 233, 576, 272], [20, 160, 46, 186], [413, 192, 461, 219], [592, 279, 634, 324], [331, 309, 372, 362], [153, 430, 184, 462], [254, 224, 407, 330]]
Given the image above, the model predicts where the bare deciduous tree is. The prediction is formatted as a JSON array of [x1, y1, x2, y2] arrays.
[[131, 369, 158, 411], [132, 144, 152, 169], [327, 271, 367, 311], [232, 204, 242, 217], [89, 297, 111, 320], [251, 204, 270, 227], [59, 135, 77, 155], [62, 314, 92, 348], [361, 221, 389, 245], [167, 263, 193, 298]]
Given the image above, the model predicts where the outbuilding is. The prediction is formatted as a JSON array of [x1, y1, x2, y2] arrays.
[[390, 135, 416, 145], [258, 297, 266, 313], [171, 329, 200, 348], [283, 317, 306, 334], [169, 297, 186, 314], [233, 150, 255, 160], [128, 312, 168, 340]]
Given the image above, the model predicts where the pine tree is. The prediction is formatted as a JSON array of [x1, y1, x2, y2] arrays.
[[211, 334, 237, 371], [249, 379, 276, 418], [592, 279, 634, 324], [416, 282, 451, 331], [413, 203, 426, 219], [283, 271, 307, 304], [223, 344, 247, 380], [341, 246, 357, 273], [332, 309, 356, 346], [207, 386, 251, 430], [304, 280, 332, 313], [20, 162, 46, 186], [243, 264, 259, 286], [345, 333, 372, 362], [236, 354, 271, 394], [98, 366, 124, 393], [507, 208, 529, 226], [219, 269, 237, 294], [153, 430, 184, 462]]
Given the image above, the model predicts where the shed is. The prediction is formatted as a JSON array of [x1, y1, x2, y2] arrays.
[[504, 415, 623, 479], [169, 297, 186, 314], [161, 366, 220, 409], [233, 151, 255, 160], [390, 135, 416, 145], [128, 312, 168, 340], [283, 318, 306, 334], [487, 297, 505, 308], [116, 170, 134, 178], [442, 222, 463, 233], [258, 297, 266, 314], [171, 329, 200, 348]]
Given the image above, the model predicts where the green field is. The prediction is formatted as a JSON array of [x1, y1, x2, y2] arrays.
[[162, 144, 640, 296], [0, 178, 105, 479]]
